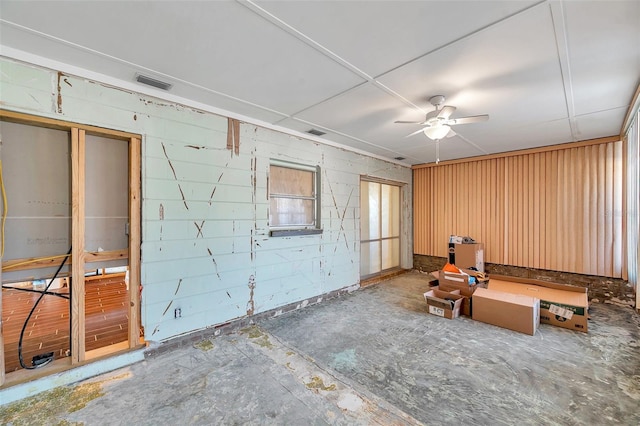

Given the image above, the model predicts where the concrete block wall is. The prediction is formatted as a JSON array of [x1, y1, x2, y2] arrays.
[[0, 58, 413, 342]]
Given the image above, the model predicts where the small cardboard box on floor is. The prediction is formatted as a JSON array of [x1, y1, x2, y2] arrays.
[[434, 270, 488, 316], [472, 287, 540, 335], [423, 287, 464, 319], [488, 275, 589, 333]]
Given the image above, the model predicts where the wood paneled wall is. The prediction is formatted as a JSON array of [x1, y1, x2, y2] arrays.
[[413, 137, 624, 278]]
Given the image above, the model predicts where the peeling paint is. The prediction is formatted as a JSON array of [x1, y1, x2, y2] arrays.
[[227, 118, 240, 155], [161, 142, 189, 210], [208, 187, 216, 205], [194, 220, 205, 238], [162, 300, 173, 316], [177, 185, 189, 210], [56, 71, 64, 113], [211, 256, 221, 280], [247, 275, 256, 316]]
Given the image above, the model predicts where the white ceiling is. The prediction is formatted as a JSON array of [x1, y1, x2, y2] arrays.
[[1, 0, 638, 165]]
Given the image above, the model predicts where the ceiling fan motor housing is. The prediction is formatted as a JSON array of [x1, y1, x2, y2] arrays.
[[429, 95, 446, 107]]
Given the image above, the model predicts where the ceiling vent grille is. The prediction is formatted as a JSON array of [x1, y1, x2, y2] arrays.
[[307, 129, 326, 136], [135, 74, 173, 91]]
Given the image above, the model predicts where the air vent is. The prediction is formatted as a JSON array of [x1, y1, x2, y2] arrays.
[[135, 74, 173, 91], [394, 156, 406, 161], [307, 129, 326, 136]]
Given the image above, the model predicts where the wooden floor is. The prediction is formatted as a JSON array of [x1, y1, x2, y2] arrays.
[[2, 275, 129, 373]]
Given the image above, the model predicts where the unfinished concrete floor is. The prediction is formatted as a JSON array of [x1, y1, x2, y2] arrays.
[[2, 271, 639, 425]]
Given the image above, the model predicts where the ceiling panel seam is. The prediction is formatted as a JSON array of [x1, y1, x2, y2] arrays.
[[271, 81, 370, 125], [0, 19, 291, 121], [239, 0, 424, 113], [290, 116, 418, 160], [240, 0, 372, 82], [549, 1, 579, 141], [373, 0, 548, 79]]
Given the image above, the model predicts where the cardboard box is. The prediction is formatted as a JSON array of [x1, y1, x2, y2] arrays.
[[472, 287, 540, 335], [450, 243, 485, 272], [435, 270, 488, 316], [488, 275, 589, 333], [423, 287, 464, 319]]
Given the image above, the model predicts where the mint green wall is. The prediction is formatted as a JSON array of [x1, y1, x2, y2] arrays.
[[0, 58, 412, 342]]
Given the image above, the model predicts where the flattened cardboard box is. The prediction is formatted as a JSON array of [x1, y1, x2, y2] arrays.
[[472, 287, 540, 335], [434, 270, 488, 316], [423, 287, 463, 319], [488, 275, 588, 333]]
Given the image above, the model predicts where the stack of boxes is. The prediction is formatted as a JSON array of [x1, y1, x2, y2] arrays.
[[423, 236, 589, 336]]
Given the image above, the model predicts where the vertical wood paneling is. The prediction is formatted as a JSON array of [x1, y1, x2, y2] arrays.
[[622, 111, 638, 308], [413, 139, 624, 277], [613, 141, 623, 276]]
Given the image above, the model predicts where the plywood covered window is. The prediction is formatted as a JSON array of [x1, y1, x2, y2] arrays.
[[0, 110, 141, 385], [269, 160, 321, 236]]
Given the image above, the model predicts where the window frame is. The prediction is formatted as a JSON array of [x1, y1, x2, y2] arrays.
[[269, 159, 322, 237]]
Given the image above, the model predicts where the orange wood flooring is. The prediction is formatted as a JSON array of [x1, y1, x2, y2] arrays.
[[2, 275, 129, 373]]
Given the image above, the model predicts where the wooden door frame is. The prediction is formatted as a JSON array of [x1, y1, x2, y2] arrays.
[[359, 177, 403, 279], [0, 110, 142, 385]]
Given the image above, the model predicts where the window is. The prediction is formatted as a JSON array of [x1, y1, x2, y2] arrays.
[[360, 179, 401, 278], [269, 160, 321, 236]]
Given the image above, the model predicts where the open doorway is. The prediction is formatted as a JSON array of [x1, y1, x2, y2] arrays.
[[0, 111, 142, 384], [360, 179, 401, 280]]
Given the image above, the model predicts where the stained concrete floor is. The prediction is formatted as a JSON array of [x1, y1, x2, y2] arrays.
[[2, 271, 639, 425]]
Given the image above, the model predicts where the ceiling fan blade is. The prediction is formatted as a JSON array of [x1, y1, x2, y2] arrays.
[[450, 114, 489, 125], [405, 127, 426, 138], [437, 105, 456, 119], [445, 128, 457, 138], [395, 120, 424, 124]]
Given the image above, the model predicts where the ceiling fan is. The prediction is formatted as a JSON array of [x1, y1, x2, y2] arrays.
[[395, 95, 489, 140]]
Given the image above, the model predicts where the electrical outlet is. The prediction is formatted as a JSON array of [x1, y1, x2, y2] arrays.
[[174, 308, 182, 318]]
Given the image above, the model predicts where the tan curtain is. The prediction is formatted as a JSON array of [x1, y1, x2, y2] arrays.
[[624, 110, 639, 302], [413, 138, 624, 278]]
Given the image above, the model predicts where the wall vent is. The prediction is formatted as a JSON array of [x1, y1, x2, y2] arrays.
[[307, 129, 326, 136], [394, 156, 406, 161], [135, 74, 173, 91]]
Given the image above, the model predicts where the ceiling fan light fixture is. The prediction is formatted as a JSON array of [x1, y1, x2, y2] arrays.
[[423, 124, 450, 140]]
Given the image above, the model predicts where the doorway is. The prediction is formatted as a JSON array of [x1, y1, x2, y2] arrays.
[[360, 179, 401, 279], [0, 111, 142, 384]]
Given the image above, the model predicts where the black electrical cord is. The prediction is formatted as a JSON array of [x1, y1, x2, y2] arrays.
[[17, 246, 72, 370], [2, 284, 70, 300]]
